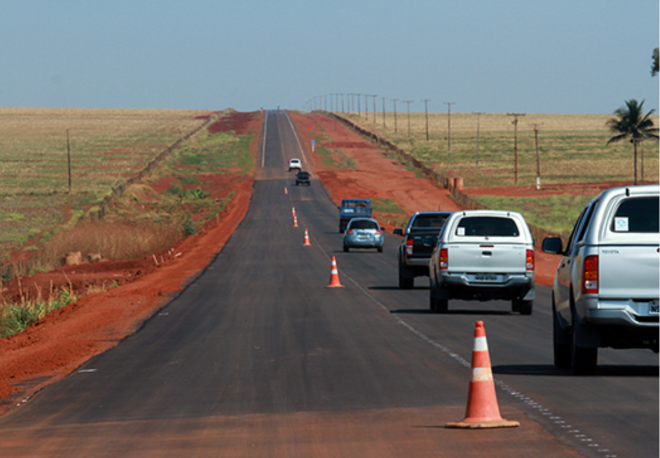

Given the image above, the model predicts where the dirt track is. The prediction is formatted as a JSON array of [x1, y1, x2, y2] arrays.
[[0, 110, 565, 412]]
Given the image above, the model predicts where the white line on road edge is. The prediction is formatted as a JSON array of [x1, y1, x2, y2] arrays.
[[261, 111, 269, 168], [307, 231, 614, 457], [284, 111, 307, 164]]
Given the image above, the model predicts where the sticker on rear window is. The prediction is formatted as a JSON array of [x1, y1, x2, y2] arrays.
[[614, 217, 629, 232], [457, 227, 465, 236]]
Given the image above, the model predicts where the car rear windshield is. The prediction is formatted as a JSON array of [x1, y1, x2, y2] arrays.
[[412, 214, 450, 228], [350, 220, 378, 230], [455, 216, 520, 237], [297, 172, 310, 177], [610, 196, 659, 233]]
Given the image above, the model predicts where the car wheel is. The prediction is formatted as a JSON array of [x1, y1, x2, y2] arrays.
[[511, 299, 520, 313], [519, 300, 533, 315], [343, 243, 349, 253], [399, 267, 414, 289], [571, 308, 598, 375], [377, 246, 383, 253], [553, 302, 572, 369], [430, 296, 448, 313]]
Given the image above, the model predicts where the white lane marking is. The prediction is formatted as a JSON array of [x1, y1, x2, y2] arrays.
[[306, 231, 613, 457], [261, 110, 269, 168]]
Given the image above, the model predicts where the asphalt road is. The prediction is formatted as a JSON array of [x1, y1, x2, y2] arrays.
[[0, 110, 657, 457]]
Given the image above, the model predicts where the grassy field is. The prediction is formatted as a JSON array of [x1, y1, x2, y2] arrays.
[[339, 111, 659, 187], [0, 107, 214, 261], [0, 108, 258, 337]]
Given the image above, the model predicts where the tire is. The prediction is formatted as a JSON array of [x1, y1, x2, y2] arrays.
[[343, 243, 349, 253], [399, 266, 414, 289], [432, 297, 448, 313], [377, 246, 383, 253], [571, 308, 598, 375], [511, 299, 521, 313], [519, 300, 533, 315], [553, 303, 572, 369]]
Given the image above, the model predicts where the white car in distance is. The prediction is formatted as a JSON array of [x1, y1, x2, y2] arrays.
[[288, 158, 302, 171]]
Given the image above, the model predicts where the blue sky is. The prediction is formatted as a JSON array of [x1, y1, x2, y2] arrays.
[[1, 1, 658, 114]]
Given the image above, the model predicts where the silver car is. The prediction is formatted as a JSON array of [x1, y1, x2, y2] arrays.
[[343, 218, 384, 252]]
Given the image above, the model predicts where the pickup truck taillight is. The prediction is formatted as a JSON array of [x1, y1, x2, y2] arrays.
[[582, 255, 598, 294], [526, 249, 535, 271], [440, 248, 448, 270], [406, 238, 414, 256]]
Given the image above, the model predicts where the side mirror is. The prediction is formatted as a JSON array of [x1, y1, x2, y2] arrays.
[[542, 237, 563, 254], [393, 228, 403, 236]]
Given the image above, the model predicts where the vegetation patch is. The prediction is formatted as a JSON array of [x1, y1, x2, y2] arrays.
[[371, 198, 406, 215], [471, 194, 597, 237], [317, 146, 357, 170]]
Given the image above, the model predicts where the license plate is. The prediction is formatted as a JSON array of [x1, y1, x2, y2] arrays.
[[473, 274, 499, 282], [650, 301, 659, 315], [358, 235, 369, 239]]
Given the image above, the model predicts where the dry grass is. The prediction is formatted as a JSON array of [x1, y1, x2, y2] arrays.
[[37, 220, 183, 271], [340, 111, 660, 187], [0, 107, 214, 261]]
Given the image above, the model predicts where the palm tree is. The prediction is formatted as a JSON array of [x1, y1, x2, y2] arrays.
[[606, 99, 659, 185]]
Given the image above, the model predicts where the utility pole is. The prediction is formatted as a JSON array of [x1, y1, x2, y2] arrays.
[[382, 97, 386, 128], [444, 102, 455, 152], [404, 101, 413, 137], [393, 99, 398, 133], [422, 99, 430, 141], [532, 123, 542, 190], [507, 113, 526, 185], [357, 94, 361, 116], [372, 95, 377, 122], [66, 128, 72, 193], [364, 94, 369, 119], [473, 112, 483, 166]]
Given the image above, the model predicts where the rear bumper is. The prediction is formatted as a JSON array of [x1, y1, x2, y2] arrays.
[[403, 257, 431, 268], [440, 272, 534, 300], [345, 236, 384, 248], [585, 299, 659, 328]]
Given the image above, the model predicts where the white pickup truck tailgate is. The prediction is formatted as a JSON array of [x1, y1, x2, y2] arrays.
[[448, 243, 528, 273], [599, 245, 660, 298]]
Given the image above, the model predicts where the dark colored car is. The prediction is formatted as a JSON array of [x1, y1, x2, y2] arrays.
[[295, 171, 311, 186]]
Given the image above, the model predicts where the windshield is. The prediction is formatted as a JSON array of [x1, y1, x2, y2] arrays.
[[455, 216, 520, 237], [349, 220, 378, 230], [412, 214, 450, 228], [611, 196, 659, 233]]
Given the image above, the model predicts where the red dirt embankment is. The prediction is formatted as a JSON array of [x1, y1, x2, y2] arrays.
[[0, 112, 262, 411]]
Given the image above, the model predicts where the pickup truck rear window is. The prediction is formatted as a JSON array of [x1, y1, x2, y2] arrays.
[[412, 215, 449, 228], [610, 196, 659, 233], [455, 216, 520, 237]]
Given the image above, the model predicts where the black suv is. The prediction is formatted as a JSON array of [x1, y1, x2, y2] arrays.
[[295, 171, 311, 186]]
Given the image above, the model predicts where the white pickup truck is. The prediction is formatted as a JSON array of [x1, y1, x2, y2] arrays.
[[542, 185, 659, 375], [428, 210, 535, 314]]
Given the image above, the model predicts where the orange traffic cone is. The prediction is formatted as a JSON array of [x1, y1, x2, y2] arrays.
[[446, 321, 519, 429], [303, 229, 311, 246], [326, 256, 344, 288], [284, 187, 288, 195], [292, 206, 296, 217], [293, 216, 299, 228]]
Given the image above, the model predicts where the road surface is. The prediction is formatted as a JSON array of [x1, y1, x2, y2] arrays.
[[0, 110, 656, 457]]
